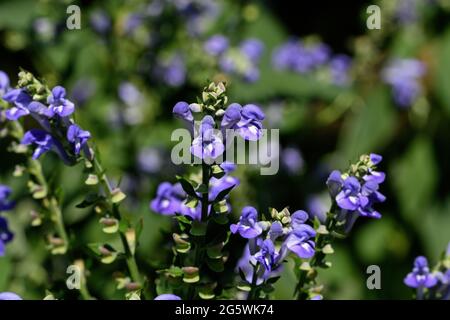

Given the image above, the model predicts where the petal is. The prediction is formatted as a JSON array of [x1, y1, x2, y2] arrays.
[[404, 273, 419, 288], [370, 153, 383, 165], [291, 210, 309, 226], [241, 206, 258, 220], [0, 292, 22, 300], [154, 294, 181, 300], [242, 104, 265, 121], [173, 101, 193, 122], [52, 86, 66, 99], [221, 103, 242, 128]]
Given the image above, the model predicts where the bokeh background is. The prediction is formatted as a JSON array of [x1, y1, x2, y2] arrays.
[[1, 0, 450, 299]]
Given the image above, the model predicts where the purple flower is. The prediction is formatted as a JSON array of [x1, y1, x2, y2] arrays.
[[154, 294, 181, 300], [215, 38, 263, 82], [0, 216, 14, 256], [21, 129, 55, 160], [284, 211, 316, 258], [209, 172, 239, 202], [156, 55, 186, 87], [237, 244, 265, 285], [382, 59, 426, 108], [47, 86, 75, 117], [395, 0, 419, 25], [281, 147, 304, 174], [0, 185, 15, 212], [329, 54, 352, 86], [221, 103, 265, 141], [90, 10, 111, 34], [336, 177, 368, 211], [204, 35, 229, 56], [273, 40, 328, 74], [306, 195, 328, 223], [71, 78, 96, 106], [150, 182, 184, 215], [230, 206, 263, 239], [363, 154, 386, 184], [138, 148, 163, 174], [208, 162, 239, 202], [370, 153, 383, 165], [0, 70, 10, 95], [3, 89, 33, 121], [326, 170, 344, 197], [0, 292, 22, 300], [123, 13, 144, 35], [118, 82, 143, 107], [254, 238, 283, 278], [191, 116, 224, 160], [404, 256, 438, 289], [67, 124, 91, 155], [173, 101, 194, 122], [240, 39, 264, 61]]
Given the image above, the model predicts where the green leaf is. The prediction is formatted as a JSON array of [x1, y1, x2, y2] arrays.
[[190, 221, 207, 236], [435, 27, 450, 116], [199, 290, 215, 300], [338, 86, 396, 161], [212, 185, 235, 202], [212, 213, 229, 225], [76, 193, 103, 208], [206, 258, 224, 272], [135, 218, 144, 242], [237, 282, 252, 292], [213, 200, 228, 214], [160, 266, 184, 278], [211, 164, 225, 179], [196, 184, 208, 194], [206, 244, 223, 259], [390, 136, 437, 226], [185, 197, 199, 208], [176, 176, 199, 198]]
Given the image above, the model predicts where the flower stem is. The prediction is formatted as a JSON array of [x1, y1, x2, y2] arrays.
[[93, 157, 151, 299], [247, 264, 260, 300], [28, 158, 69, 253], [187, 161, 211, 300]]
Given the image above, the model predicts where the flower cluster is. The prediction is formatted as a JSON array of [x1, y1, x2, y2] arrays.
[[382, 59, 426, 108], [326, 154, 386, 233], [0, 185, 15, 256], [0, 71, 91, 164], [204, 35, 265, 82], [232, 207, 316, 293], [404, 243, 450, 300], [272, 39, 352, 86], [173, 82, 265, 162]]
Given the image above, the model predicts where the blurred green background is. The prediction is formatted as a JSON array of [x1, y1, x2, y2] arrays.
[[1, 0, 450, 299]]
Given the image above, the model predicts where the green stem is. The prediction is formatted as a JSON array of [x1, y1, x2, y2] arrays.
[[247, 264, 260, 300], [49, 196, 69, 249], [79, 279, 93, 300], [93, 157, 150, 299], [28, 159, 69, 251], [188, 162, 211, 300]]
